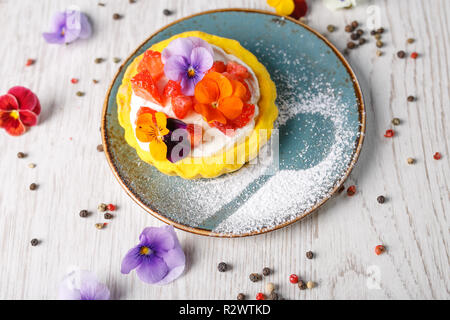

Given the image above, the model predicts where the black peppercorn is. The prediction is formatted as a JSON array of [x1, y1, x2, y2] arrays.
[[17, 152, 26, 159], [29, 183, 38, 191], [79, 210, 89, 218], [351, 21, 359, 28], [237, 293, 245, 300], [163, 9, 173, 16], [347, 42, 357, 49], [97, 144, 104, 152], [262, 267, 271, 276], [30, 239, 39, 246], [298, 280, 307, 290], [306, 251, 314, 259], [270, 292, 279, 300], [407, 95, 415, 102], [104, 213, 113, 219], [249, 273, 261, 282], [113, 13, 122, 20], [356, 29, 364, 36], [377, 196, 386, 204], [217, 262, 228, 272], [397, 50, 406, 58], [377, 27, 385, 34], [351, 33, 360, 40], [358, 38, 366, 45], [345, 25, 354, 33]]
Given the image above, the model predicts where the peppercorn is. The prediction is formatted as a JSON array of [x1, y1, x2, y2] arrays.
[[384, 129, 394, 138], [347, 185, 356, 196], [266, 282, 275, 293], [392, 118, 401, 125], [397, 50, 406, 58], [29, 183, 38, 191], [249, 273, 261, 282], [370, 30, 377, 36], [377, 195, 385, 204], [79, 210, 89, 218], [104, 213, 113, 220], [407, 95, 415, 102], [217, 262, 228, 272], [93, 79, 99, 84], [307, 281, 315, 289], [94, 58, 104, 64], [113, 57, 121, 63], [270, 291, 279, 300], [113, 13, 122, 20], [375, 245, 386, 255], [262, 267, 271, 276], [306, 251, 314, 259], [97, 144, 104, 152], [407, 38, 415, 44], [433, 152, 442, 160], [98, 203, 107, 212], [17, 152, 26, 159], [256, 293, 265, 300], [351, 21, 359, 28], [345, 25, 354, 33], [30, 239, 39, 246], [95, 223, 106, 230], [407, 157, 415, 165], [76, 91, 85, 97], [327, 25, 335, 32], [376, 50, 383, 57], [347, 42, 357, 49], [289, 274, 299, 284], [28, 163, 36, 168], [163, 9, 173, 16], [356, 29, 364, 36], [376, 40, 384, 48], [351, 33, 360, 40], [411, 52, 418, 59], [358, 38, 366, 45], [129, 0, 136, 3], [237, 293, 245, 300], [298, 280, 307, 290], [377, 27, 385, 34], [107, 204, 116, 211]]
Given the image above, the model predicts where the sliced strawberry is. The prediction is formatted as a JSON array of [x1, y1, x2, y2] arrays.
[[232, 104, 255, 128], [240, 80, 251, 102], [137, 50, 165, 81], [186, 124, 203, 148], [226, 61, 250, 79], [136, 106, 157, 117], [208, 61, 226, 74], [172, 95, 193, 119], [131, 70, 163, 105], [210, 121, 234, 136], [163, 80, 182, 103]]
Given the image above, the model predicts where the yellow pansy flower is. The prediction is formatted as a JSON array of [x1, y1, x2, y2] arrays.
[[267, 0, 295, 16], [136, 111, 170, 161]]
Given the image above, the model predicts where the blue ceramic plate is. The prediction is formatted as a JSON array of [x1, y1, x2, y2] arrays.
[[102, 9, 365, 237]]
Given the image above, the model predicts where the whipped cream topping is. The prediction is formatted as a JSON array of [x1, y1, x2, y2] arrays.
[[130, 45, 260, 158]]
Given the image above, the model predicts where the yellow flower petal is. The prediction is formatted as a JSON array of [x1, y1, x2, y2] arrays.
[[267, 0, 282, 8], [276, 0, 295, 15], [149, 139, 167, 161], [155, 112, 168, 131]]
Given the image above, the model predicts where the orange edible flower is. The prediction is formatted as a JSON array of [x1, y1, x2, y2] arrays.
[[135, 111, 169, 161], [194, 72, 247, 124]]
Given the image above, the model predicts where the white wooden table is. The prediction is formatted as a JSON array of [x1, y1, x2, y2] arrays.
[[0, 0, 448, 300]]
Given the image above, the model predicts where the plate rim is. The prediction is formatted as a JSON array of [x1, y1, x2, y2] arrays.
[[101, 8, 366, 238]]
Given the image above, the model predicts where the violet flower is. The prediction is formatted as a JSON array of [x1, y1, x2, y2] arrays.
[[163, 118, 191, 163], [163, 37, 214, 96], [43, 7, 92, 44], [121, 225, 185, 285], [58, 268, 110, 300]]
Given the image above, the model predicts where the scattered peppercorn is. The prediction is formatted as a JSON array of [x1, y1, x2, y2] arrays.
[[217, 262, 228, 272], [351, 33, 360, 40], [29, 183, 38, 191], [377, 195, 386, 204], [397, 50, 406, 58], [407, 95, 415, 102], [327, 25, 335, 32], [94, 58, 104, 64], [384, 129, 394, 138], [98, 2, 105, 6], [30, 239, 39, 246], [71, 78, 79, 84], [347, 42, 357, 49], [407, 157, 415, 165], [358, 38, 366, 45], [270, 291, 279, 300], [97, 144, 104, 152], [256, 293, 265, 300], [79, 210, 89, 218], [411, 52, 418, 59], [289, 274, 299, 284], [262, 267, 271, 276], [357, 29, 364, 36], [298, 280, 307, 290], [377, 27, 385, 34], [306, 251, 314, 259], [375, 245, 386, 255], [237, 293, 245, 300], [93, 79, 99, 84], [113, 13, 122, 20], [249, 273, 261, 282], [374, 34, 382, 40], [104, 213, 113, 220], [26, 59, 35, 66], [433, 152, 442, 160], [17, 152, 26, 159], [163, 9, 173, 16], [351, 21, 359, 28], [98, 203, 107, 212], [107, 204, 116, 211], [76, 91, 85, 97], [129, 0, 136, 3], [370, 30, 377, 36], [392, 118, 401, 126], [345, 25, 354, 33], [28, 163, 36, 169], [113, 57, 121, 63], [376, 40, 384, 48], [347, 185, 356, 196], [376, 50, 383, 57], [95, 223, 107, 230], [266, 282, 275, 293], [307, 281, 315, 289], [407, 38, 415, 44]]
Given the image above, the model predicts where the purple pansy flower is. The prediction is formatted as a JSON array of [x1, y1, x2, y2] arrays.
[[121, 225, 186, 285], [58, 268, 110, 300], [43, 7, 92, 44], [163, 37, 214, 96]]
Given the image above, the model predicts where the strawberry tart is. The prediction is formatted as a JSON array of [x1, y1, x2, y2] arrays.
[[117, 31, 278, 179]]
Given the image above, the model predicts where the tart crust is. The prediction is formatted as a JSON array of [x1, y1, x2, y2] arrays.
[[117, 31, 278, 179]]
